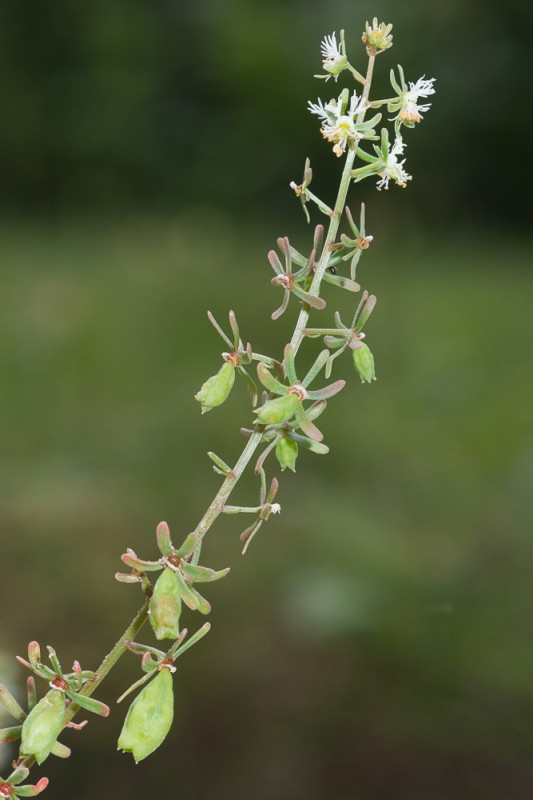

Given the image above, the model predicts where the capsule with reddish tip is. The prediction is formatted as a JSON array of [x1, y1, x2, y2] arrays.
[[20, 690, 66, 764], [117, 668, 174, 763], [149, 567, 182, 640]]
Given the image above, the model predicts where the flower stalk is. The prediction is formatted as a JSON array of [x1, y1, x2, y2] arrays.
[[0, 19, 435, 796]]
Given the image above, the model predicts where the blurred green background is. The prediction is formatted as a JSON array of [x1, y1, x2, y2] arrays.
[[1, 1, 532, 798]]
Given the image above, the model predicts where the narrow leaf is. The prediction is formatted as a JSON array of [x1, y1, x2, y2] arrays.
[[271, 289, 290, 321], [291, 284, 326, 310], [288, 432, 330, 454], [67, 690, 110, 718], [180, 563, 230, 584], [177, 532, 197, 559], [228, 310, 240, 350], [283, 344, 298, 385], [9, 766, 30, 785], [306, 379, 346, 401], [51, 741, 72, 759], [174, 570, 201, 611], [355, 294, 377, 332], [208, 451, 232, 475], [172, 622, 211, 661], [0, 683, 26, 722], [305, 399, 327, 421], [0, 724, 22, 743], [302, 349, 330, 388], [207, 311, 233, 349], [121, 550, 162, 572], [295, 405, 324, 442], [322, 271, 360, 292], [256, 362, 288, 395], [27, 677, 37, 712], [156, 521, 175, 557]]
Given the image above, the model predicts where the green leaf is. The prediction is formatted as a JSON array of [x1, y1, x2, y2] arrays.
[[0, 724, 22, 743], [0, 684, 26, 722], [174, 570, 201, 611], [180, 563, 230, 584], [67, 690, 110, 717], [156, 522, 175, 557], [257, 363, 288, 395]]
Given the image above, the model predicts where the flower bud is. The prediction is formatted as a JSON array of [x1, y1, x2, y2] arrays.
[[255, 393, 300, 425], [118, 668, 174, 763], [275, 436, 298, 472], [195, 361, 235, 414], [362, 18, 393, 54], [21, 689, 65, 764], [149, 567, 182, 641], [352, 342, 376, 383]]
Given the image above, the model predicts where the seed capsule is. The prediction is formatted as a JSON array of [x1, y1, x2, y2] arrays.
[[275, 436, 298, 472], [352, 342, 376, 383], [149, 567, 182, 640], [117, 668, 174, 763], [195, 361, 235, 414], [255, 393, 300, 425], [20, 689, 66, 764]]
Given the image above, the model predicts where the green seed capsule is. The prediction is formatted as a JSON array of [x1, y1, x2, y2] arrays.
[[118, 668, 174, 763], [149, 567, 182, 640], [21, 689, 66, 764], [352, 342, 376, 383], [275, 435, 298, 472], [195, 361, 235, 414], [255, 393, 300, 425]]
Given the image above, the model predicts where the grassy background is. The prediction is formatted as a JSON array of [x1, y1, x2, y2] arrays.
[[1, 0, 533, 796], [1, 214, 532, 798]]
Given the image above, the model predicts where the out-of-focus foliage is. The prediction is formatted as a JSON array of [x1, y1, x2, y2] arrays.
[[1, 0, 533, 797], [1, 0, 532, 227], [0, 217, 532, 798]]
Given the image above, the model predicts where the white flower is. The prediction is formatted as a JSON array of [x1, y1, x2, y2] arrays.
[[308, 92, 367, 157], [320, 32, 346, 81], [376, 136, 412, 190], [270, 503, 281, 515], [397, 76, 435, 124]]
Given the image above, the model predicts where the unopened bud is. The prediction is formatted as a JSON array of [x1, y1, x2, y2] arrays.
[[117, 668, 174, 763], [195, 361, 235, 414], [352, 342, 376, 383], [21, 690, 66, 764], [255, 393, 300, 425], [362, 18, 393, 54], [275, 436, 298, 472], [149, 567, 182, 641]]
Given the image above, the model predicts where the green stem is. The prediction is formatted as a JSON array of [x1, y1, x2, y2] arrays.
[[62, 600, 150, 725], [191, 429, 264, 563], [289, 54, 375, 356]]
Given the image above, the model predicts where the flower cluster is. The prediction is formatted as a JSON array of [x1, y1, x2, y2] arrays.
[[389, 65, 435, 128], [308, 89, 376, 157], [319, 32, 348, 81], [308, 27, 434, 191]]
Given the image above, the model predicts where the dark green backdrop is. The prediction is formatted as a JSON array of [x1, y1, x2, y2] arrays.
[[1, 2, 532, 799]]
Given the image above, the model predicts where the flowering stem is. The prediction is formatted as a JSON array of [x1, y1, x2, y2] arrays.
[[289, 54, 375, 356], [5, 49, 386, 770], [69, 56, 379, 702]]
